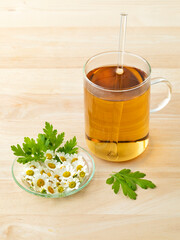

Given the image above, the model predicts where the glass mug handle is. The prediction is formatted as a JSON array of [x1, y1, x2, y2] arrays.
[[150, 77, 172, 113]]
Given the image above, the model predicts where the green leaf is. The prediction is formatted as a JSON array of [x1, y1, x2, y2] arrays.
[[119, 169, 131, 175], [112, 180, 120, 194], [119, 180, 137, 200], [54, 154, 62, 164], [124, 177, 137, 191], [23, 137, 36, 155], [42, 122, 65, 151], [37, 134, 50, 152], [17, 156, 32, 164], [55, 133, 65, 147], [11, 144, 25, 156], [43, 122, 56, 138], [106, 176, 114, 185], [11, 122, 78, 164], [135, 179, 156, 189], [106, 168, 156, 200], [57, 136, 78, 154], [129, 171, 146, 179]]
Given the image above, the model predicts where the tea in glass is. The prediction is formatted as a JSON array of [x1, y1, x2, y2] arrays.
[[84, 51, 172, 162], [84, 65, 149, 161]]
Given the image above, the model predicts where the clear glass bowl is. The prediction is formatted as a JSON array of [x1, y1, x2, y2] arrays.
[[12, 146, 95, 198]]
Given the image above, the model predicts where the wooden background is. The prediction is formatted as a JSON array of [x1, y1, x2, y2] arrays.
[[0, 0, 180, 239]]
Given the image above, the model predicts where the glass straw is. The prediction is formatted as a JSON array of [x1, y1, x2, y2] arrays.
[[114, 14, 127, 143], [116, 13, 128, 74]]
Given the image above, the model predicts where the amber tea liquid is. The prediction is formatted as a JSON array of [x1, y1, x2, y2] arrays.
[[84, 66, 150, 161]]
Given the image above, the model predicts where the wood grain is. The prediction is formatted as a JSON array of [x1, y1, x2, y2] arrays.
[[0, 1, 180, 240], [0, 27, 179, 68]]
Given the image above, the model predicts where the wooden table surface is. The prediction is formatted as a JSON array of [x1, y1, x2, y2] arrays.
[[0, 1, 180, 239]]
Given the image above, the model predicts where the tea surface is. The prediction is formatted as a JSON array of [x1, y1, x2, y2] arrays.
[[87, 66, 146, 90]]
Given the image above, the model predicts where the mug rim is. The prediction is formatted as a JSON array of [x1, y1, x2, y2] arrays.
[[83, 51, 152, 93]]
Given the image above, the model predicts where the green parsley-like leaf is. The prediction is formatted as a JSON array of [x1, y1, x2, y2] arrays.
[[112, 180, 120, 194], [11, 144, 25, 157], [106, 169, 156, 200], [42, 122, 65, 151], [12, 136, 46, 164], [37, 134, 50, 152], [17, 156, 32, 164], [106, 176, 114, 185], [135, 179, 156, 189], [57, 136, 78, 154], [119, 179, 137, 200], [11, 122, 78, 164]]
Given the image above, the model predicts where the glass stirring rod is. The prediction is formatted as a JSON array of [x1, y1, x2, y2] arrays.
[[116, 13, 128, 75]]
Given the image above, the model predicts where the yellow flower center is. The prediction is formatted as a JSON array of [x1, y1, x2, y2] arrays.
[[79, 171, 85, 178], [37, 179, 45, 187], [48, 186, 54, 194], [71, 158, 78, 163], [47, 172, 51, 177], [69, 181, 76, 189], [48, 163, 56, 169], [40, 170, 45, 175], [76, 165, 83, 171], [30, 165, 36, 169], [58, 186, 64, 193], [26, 170, 34, 176], [60, 156, 66, 162], [56, 182, 60, 187], [46, 153, 53, 159], [63, 171, 71, 178]]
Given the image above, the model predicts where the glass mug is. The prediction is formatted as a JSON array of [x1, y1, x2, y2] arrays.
[[83, 51, 172, 162]]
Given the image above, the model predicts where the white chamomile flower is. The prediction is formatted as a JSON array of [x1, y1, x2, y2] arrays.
[[22, 172, 33, 187], [26, 160, 41, 170], [22, 168, 34, 187], [44, 181, 57, 194], [23, 167, 39, 180], [56, 185, 65, 194], [64, 153, 76, 163], [70, 155, 79, 164], [65, 177, 80, 192], [70, 153, 78, 159], [58, 152, 70, 164], [45, 150, 55, 160], [78, 167, 89, 181], [60, 164, 76, 180], [44, 159, 60, 171], [33, 173, 47, 192], [72, 158, 86, 172]]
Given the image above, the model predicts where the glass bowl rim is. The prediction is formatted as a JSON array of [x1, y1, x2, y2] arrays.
[[11, 145, 95, 198]]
